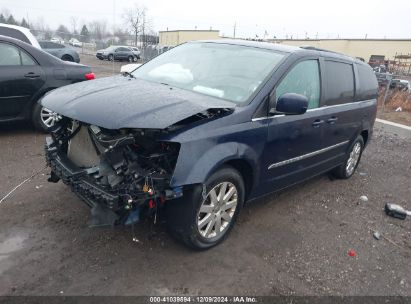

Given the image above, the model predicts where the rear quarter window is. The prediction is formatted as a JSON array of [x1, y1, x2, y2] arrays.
[[324, 60, 355, 106], [356, 64, 378, 100]]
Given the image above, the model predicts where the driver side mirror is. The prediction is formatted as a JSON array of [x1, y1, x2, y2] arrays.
[[271, 93, 308, 115]]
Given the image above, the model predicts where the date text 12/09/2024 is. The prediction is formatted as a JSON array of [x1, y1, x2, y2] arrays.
[[149, 296, 258, 303]]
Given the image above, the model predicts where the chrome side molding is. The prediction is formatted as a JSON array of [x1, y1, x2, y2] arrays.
[[268, 141, 349, 170]]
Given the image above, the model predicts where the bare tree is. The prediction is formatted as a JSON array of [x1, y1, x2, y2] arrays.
[[88, 20, 108, 42], [0, 8, 10, 19], [123, 4, 147, 46], [70, 16, 79, 35], [31, 17, 52, 40]]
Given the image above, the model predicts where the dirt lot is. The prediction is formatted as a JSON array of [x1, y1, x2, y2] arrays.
[[378, 112, 411, 127], [79, 54, 123, 78], [0, 57, 410, 296]]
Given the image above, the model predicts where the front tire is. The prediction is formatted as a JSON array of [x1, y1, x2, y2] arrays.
[[166, 166, 245, 250], [332, 136, 364, 179], [128, 56, 134, 63]]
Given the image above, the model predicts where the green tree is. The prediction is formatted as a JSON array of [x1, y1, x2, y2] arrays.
[[56, 24, 70, 40], [0, 14, 6, 23], [20, 18, 29, 28], [80, 24, 90, 42], [6, 14, 17, 25]]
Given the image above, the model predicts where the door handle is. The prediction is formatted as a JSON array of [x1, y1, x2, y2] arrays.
[[312, 119, 324, 127], [24, 72, 40, 79], [327, 117, 338, 124]]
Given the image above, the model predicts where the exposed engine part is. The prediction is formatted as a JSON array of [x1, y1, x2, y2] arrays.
[[45, 119, 181, 225], [68, 126, 100, 167]]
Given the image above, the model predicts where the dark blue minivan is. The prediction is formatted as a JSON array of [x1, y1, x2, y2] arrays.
[[42, 40, 378, 249]]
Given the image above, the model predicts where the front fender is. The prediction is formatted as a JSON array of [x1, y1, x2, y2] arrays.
[[170, 141, 261, 188]]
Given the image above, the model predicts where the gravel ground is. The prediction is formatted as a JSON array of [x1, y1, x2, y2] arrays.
[[0, 57, 410, 296]]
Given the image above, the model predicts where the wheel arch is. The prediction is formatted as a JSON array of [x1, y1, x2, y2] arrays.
[[170, 141, 260, 201], [360, 129, 369, 145], [221, 159, 254, 200]]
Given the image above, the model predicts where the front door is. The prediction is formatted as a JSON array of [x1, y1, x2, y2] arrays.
[[261, 59, 330, 192]]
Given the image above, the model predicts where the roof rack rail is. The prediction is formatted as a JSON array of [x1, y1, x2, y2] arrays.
[[300, 46, 340, 54]]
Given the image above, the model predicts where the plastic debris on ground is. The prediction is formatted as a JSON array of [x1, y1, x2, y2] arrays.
[[360, 195, 368, 202], [373, 231, 381, 240]]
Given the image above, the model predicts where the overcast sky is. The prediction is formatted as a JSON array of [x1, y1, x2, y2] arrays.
[[1, 0, 410, 39]]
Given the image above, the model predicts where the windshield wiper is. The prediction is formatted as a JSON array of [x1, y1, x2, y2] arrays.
[[123, 72, 135, 79]]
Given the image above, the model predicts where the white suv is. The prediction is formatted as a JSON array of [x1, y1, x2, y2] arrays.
[[0, 23, 41, 48]]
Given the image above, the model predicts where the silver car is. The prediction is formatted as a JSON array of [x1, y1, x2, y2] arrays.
[[39, 41, 80, 63]]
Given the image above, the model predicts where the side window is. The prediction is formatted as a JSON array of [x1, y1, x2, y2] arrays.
[[0, 43, 21, 65], [50, 42, 65, 49], [39, 41, 47, 48], [356, 64, 378, 100], [0, 43, 37, 66], [20, 50, 36, 66], [275, 60, 321, 109], [324, 61, 355, 105]]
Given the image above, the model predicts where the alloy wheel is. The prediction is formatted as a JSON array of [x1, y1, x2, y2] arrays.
[[346, 142, 361, 176], [197, 182, 238, 239], [40, 107, 62, 128]]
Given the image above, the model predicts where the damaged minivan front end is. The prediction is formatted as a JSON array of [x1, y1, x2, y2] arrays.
[[41, 40, 294, 249], [45, 119, 183, 226]]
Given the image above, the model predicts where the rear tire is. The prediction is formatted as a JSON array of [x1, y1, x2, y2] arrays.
[[166, 166, 245, 250], [128, 56, 134, 63], [61, 54, 74, 62], [108, 54, 114, 61], [332, 136, 364, 179]]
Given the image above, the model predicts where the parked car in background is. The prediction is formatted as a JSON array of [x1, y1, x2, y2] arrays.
[[0, 23, 41, 49], [130, 46, 141, 59], [39, 40, 80, 63], [69, 38, 82, 47], [0, 35, 94, 132], [369, 55, 385, 68], [50, 37, 64, 44], [42, 40, 378, 249], [390, 79, 411, 91], [96, 46, 137, 62]]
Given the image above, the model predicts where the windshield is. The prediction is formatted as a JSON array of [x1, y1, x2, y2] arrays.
[[132, 42, 285, 103]]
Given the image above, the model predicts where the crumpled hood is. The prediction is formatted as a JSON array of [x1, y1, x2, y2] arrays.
[[41, 75, 235, 129]]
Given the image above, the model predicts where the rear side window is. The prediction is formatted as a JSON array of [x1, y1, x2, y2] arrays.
[[324, 61, 355, 105], [275, 60, 321, 109], [49, 42, 65, 49], [0, 27, 31, 44], [20, 50, 36, 65], [0, 43, 36, 66], [356, 64, 378, 100], [0, 43, 21, 65]]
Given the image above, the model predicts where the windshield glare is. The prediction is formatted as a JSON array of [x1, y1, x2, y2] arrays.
[[132, 43, 285, 103]]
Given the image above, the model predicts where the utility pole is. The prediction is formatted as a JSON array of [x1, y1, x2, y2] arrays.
[[112, 0, 115, 74], [233, 22, 236, 39]]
